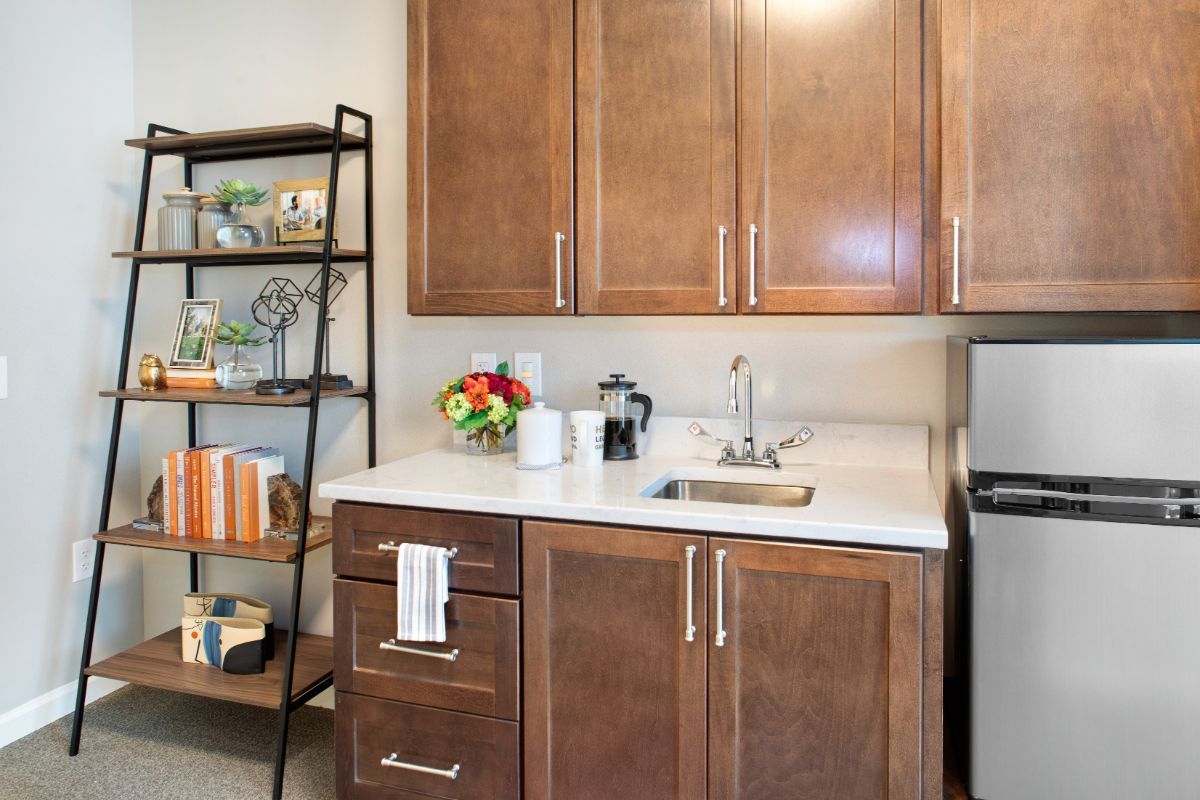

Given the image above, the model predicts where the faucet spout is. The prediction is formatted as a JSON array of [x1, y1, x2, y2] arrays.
[[728, 355, 753, 459]]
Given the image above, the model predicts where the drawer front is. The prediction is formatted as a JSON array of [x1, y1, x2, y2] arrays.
[[333, 502, 519, 595], [335, 578, 520, 720], [336, 692, 520, 800]]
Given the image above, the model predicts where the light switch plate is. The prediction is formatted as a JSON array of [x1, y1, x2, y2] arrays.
[[0, 356, 7, 399], [514, 352, 543, 397], [470, 352, 497, 374]]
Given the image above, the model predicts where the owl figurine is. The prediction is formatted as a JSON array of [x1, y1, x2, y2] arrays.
[[138, 354, 167, 391]]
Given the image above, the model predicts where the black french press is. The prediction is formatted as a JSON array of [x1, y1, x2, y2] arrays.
[[597, 374, 653, 460]]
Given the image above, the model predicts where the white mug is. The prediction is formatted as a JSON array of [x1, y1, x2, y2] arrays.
[[569, 410, 606, 467]]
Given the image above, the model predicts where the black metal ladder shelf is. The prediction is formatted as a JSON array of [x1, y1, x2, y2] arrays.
[[69, 106, 376, 800]]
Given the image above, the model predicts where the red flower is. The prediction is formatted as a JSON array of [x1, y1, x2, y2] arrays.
[[486, 373, 507, 397], [512, 380, 531, 406]]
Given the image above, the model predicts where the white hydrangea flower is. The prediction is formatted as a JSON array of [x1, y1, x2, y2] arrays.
[[445, 393, 472, 422], [487, 394, 508, 424]]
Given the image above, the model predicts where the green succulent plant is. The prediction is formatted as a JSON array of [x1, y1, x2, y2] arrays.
[[210, 178, 269, 207], [214, 320, 268, 347]]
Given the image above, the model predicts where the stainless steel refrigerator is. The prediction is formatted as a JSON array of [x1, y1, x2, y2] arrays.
[[948, 337, 1200, 800]]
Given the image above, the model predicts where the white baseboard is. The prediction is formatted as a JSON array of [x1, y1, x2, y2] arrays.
[[0, 677, 125, 749]]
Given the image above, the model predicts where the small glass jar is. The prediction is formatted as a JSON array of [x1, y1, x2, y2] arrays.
[[215, 344, 264, 390]]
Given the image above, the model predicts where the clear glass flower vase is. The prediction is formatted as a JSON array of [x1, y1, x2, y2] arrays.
[[216, 344, 264, 390]]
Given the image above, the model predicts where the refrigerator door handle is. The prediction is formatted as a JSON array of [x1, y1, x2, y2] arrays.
[[983, 487, 1200, 506]]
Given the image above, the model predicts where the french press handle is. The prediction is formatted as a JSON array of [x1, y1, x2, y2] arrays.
[[631, 392, 653, 432]]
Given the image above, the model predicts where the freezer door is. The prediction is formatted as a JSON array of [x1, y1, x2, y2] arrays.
[[969, 510, 1200, 800], [968, 342, 1200, 481]]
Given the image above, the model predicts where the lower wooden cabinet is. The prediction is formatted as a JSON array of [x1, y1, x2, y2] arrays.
[[334, 504, 941, 799]]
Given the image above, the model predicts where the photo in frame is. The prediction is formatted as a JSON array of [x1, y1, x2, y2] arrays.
[[169, 298, 222, 369], [273, 178, 336, 243]]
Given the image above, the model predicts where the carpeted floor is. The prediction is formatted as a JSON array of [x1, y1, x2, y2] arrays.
[[0, 686, 334, 799]]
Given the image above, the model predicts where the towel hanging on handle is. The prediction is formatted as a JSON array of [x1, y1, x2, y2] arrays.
[[395, 543, 450, 642]]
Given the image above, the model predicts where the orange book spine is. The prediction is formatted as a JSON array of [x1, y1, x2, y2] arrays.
[[223, 454, 238, 540], [240, 461, 256, 542], [167, 452, 179, 536], [200, 450, 212, 538]]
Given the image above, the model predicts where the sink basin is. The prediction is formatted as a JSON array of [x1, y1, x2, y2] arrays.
[[646, 479, 815, 508]]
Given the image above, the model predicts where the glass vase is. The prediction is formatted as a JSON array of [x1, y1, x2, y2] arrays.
[[465, 422, 508, 455], [216, 344, 264, 390]]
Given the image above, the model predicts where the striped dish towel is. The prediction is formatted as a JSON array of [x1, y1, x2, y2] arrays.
[[395, 543, 450, 642]]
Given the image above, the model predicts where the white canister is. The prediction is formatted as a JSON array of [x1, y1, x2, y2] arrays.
[[517, 402, 564, 469], [157, 188, 204, 250], [569, 410, 606, 467]]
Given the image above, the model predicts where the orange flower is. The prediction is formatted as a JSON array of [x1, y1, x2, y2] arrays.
[[512, 380, 532, 406], [465, 380, 490, 411]]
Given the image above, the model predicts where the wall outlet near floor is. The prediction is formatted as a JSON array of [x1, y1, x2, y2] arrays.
[[72, 539, 96, 582], [514, 352, 543, 397], [470, 352, 498, 374]]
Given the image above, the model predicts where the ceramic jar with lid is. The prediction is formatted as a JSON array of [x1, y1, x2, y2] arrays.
[[197, 197, 234, 249], [517, 402, 564, 469], [157, 188, 204, 250]]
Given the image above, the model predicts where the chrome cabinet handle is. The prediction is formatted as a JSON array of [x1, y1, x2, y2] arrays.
[[951, 216, 961, 305], [377, 542, 458, 560], [554, 231, 567, 309], [684, 545, 697, 642], [381, 754, 460, 780], [717, 226, 728, 308], [714, 548, 727, 647], [748, 224, 759, 307], [380, 640, 460, 662], [983, 487, 1200, 506]]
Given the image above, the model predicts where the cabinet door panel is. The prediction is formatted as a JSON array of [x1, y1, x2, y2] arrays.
[[575, 0, 736, 314], [708, 538, 922, 800], [524, 522, 706, 799], [941, 0, 1200, 312], [408, 0, 573, 314], [739, 0, 921, 313]]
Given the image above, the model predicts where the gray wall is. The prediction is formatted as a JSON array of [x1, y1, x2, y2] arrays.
[[0, 0, 144, 719]]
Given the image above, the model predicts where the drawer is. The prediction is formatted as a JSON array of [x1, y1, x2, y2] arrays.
[[333, 502, 519, 595], [334, 578, 520, 720], [336, 692, 520, 800]]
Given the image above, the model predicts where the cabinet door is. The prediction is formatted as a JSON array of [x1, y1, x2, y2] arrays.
[[738, 0, 922, 313], [941, 0, 1200, 312], [708, 538, 923, 800], [407, 0, 573, 315], [575, 0, 736, 314], [524, 522, 706, 799]]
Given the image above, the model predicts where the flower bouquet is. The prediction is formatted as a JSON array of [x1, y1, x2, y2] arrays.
[[433, 362, 532, 454]]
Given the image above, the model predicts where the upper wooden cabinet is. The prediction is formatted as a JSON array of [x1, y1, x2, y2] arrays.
[[738, 0, 923, 313], [407, 0, 574, 315], [574, 0, 737, 315], [940, 0, 1200, 312]]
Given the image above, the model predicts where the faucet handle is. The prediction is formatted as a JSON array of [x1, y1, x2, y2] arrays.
[[689, 421, 735, 456], [766, 426, 815, 457]]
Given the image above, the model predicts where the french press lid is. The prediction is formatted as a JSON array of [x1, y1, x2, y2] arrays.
[[598, 373, 638, 390]]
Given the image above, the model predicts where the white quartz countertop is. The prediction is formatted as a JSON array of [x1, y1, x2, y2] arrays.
[[319, 417, 947, 550]]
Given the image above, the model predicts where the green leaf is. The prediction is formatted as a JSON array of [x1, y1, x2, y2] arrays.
[[496, 361, 509, 376]]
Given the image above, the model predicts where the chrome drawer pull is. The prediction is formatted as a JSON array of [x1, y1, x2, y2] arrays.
[[951, 216, 961, 305], [717, 226, 728, 308], [377, 542, 458, 560], [684, 545, 697, 642], [381, 754, 460, 780], [748, 225, 759, 307], [380, 640, 460, 662], [714, 548, 727, 647], [554, 231, 567, 309]]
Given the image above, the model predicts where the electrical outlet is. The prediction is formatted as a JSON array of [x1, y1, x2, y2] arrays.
[[470, 352, 498, 374], [514, 352, 543, 397], [72, 539, 96, 582]]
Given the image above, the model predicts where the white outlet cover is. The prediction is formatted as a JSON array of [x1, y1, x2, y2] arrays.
[[72, 539, 96, 582], [470, 352, 498, 373], [514, 352, 543, 397], [0, 356, 7, 399]]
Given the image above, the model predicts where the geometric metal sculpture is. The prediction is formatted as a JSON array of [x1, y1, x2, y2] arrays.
[[303, 267, 352, 390], [252, 277, 303, 395]]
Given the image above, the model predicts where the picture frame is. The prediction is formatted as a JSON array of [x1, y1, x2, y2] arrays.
[[169, 298, 222, 369], [273, 177, 337, 243]]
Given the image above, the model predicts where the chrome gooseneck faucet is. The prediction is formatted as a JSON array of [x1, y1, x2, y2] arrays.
[[689, 354, 815, 469]]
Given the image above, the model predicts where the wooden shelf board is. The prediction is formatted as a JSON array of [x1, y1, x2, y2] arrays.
[[99, 386, 367, 406], [125, 123, 366, 161], [86, 627, 333, 709], [112, 244, 367, 265], [96, 517, 332, 562]]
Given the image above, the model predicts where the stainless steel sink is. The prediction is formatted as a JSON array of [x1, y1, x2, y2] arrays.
[[646, 479, 815, 508]]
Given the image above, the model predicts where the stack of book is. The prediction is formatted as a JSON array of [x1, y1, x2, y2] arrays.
[[165, 368, 218, 389], [162, 445, 284, 541]]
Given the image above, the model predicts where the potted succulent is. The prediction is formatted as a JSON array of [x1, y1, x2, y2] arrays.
[[210, 179, 270, 247], [213, 320, 268, 390], [433, 362, 532, 454]]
